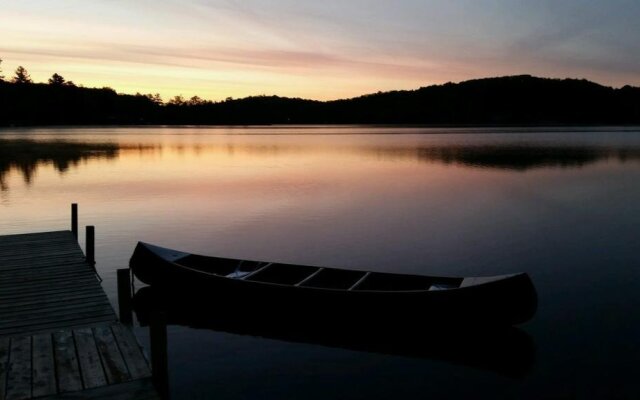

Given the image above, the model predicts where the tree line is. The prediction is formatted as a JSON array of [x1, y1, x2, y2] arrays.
[[1, 58, 639, 126]]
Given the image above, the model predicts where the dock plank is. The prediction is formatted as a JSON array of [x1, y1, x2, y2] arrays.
[[53, 331, 82, 393], [93, 326, 130, 385], [0, 317, 117, 338], [0, 260, 89, 272], [74, 329, 107, 389], [0, 337, 10, 400], [6, 336, 31, 400], [0, 294, 109, 311], [39, 378, 160, 400], [0, 297, 110, 316], [111, 325, 151, 380], [32, 334, 56, 398]]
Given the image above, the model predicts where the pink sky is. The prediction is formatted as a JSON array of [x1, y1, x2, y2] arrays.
[[1, 0, 638, 101]]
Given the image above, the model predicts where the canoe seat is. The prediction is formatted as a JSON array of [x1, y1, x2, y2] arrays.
[[352, 273, 463, 291], [245, 264, 319, 285], [298, 269, 367, 290], [428, 282, 460, 291]]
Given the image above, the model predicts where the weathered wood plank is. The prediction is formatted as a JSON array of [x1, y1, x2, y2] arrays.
[[0, 305, 115, 329], [0, 244, 81, 255], [0, 293, 108, 311], [93, 326, 130, 385], [0, 258, 88, 271], [0, 277, 101, 290], [0, 337, 10, 400], [0, 261, 88, 272], [0, 280, 103, 297], [38, 377, 160, 400], [0, 251, 85, 264], [0, 270, 93, 283], [0, 242, 77, 254], [0, 266, 92, 278], [0, 234, 76, 246], [0, 276, 98, 292], [0, 317, 117, 338], [0, 287, 104, 303], [0, 308, 116, 331], [0, 244, 82, 256], [0, 296, 110, 315], [32, 334, 56, 398], [53, 330, 82, 393], [73, 328, 107, 389], [0, 232, 71, 244], [5, 336, 31, 400], [111, 325, 151, 380], [0, 237, 80, 252], [0, 250, 85, 262], [0, 287, 106, 303], [0, 271, 98, 291]]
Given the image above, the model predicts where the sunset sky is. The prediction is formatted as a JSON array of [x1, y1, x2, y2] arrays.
[[1, 0, 639, 101]]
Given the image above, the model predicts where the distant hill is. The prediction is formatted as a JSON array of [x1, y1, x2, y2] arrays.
[[1, 75, 639, 126]]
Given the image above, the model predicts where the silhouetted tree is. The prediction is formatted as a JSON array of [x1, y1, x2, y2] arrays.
[[48, 73, 66, 85], [188, 95, 205, 106], [168, 95, 185, 105], [0, 58, 4, 82], [146, 93, 163, 105], [12, 66, 32, 84], [65, 80, 76, 87]]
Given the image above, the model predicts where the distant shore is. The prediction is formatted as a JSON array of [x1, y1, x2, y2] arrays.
[[1, 75, 639, 127]]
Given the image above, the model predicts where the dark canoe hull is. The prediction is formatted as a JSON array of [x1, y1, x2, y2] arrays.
[[132, 285, 535, 378], [129, 242, 537, 325]]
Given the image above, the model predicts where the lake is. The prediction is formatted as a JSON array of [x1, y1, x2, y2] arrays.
[[1, 126, 640, 399]]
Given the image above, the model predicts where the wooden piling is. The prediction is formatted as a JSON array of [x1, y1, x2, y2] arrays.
[[117, 269, 133, 325], [150, 310, 169, 399], [71, 203, 78, 239], [86, 225, 95, 264]]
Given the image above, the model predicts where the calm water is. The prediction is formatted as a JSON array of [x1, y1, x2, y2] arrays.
[[2, 126, 640, 399]]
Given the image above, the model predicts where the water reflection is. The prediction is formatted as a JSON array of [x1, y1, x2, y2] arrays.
[[3, 136, 640, 192], [132, 286, 535, 379], [0, 139, 162, 190], [389, 145, 640, 170], [0, 139, 118, 190]]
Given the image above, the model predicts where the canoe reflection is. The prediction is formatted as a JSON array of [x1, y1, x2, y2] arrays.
[[132, 286, 535, 378]]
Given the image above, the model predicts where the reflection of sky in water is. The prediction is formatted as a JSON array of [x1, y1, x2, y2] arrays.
[[2, 126, 640, 190], [1, 126, 640, 399]]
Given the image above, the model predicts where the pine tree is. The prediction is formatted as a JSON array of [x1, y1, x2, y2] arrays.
[[48, 73, 66, 85], [12, 66, 32, 84]]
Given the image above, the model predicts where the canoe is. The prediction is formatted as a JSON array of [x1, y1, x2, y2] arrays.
[[129, 242, 537, 325], [132, 285, 535, 378]]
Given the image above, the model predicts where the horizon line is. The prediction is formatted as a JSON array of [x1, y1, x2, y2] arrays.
[[1, 68, 637, 104]]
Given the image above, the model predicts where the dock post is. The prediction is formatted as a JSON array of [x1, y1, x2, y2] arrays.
[[86, 226, 95, 264], [117, 269, 133, 325], [71, 203, 78, 239], [150, 310, 169, 399]]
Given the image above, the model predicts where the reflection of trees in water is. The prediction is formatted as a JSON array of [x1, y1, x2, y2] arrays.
[[2, 139, 640, 191], [0, 140, 119, 190], [184, 142, 640, 171], [371, 145, 640, 170], [0, 140, 166, 190]]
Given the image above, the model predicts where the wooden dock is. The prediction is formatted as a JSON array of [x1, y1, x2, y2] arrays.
[[0, 231, 159, 400]]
